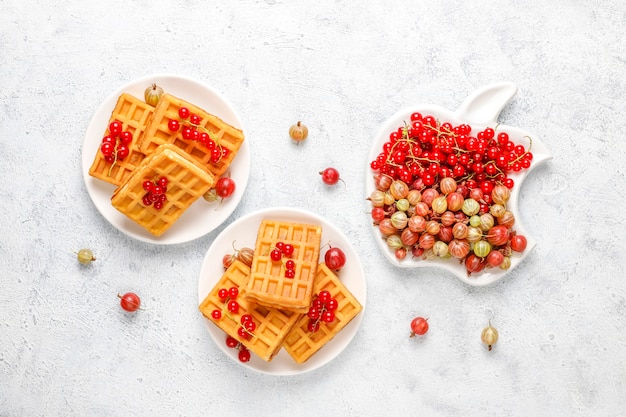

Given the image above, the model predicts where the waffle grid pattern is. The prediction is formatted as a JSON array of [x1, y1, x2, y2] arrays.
[[111, 144, 214, 236], [138, 93, 245, 178], [282, 263, 363, 364], [88, 93, 153, 186], [245, 220, 322, 313], [198, 260, 300, 361]]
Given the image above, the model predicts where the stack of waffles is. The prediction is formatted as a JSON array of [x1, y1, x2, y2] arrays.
[[88, 89, 245, 236], [199, 220, 363, 363]]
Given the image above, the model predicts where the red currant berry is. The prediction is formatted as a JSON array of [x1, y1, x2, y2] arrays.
[[320, 167, 341, 185], [153, 201, 163, 210], [318, 290, 331, 304], [308, 320, 320, 333], [326, 298, 338, 311], [100, 142, 114, 157], [101, 135, 114, 145], [118, 292, 141, 312], [240, 314, 253, 324], [211, 309, 222, 320], [321, 310, 335, 323], [225, 336, 239, 348], [227, 300, 239, 313], [168, 119, 180, 132], [109, 120, 123, 135], [244, 321, 256, 332], [178, 107, 190, 119], [284, 269, 295, 279], [307, 307, 320, 320], [282, 244, 294, 257], [210, 148, 222, 162], [238, 348, 251, 363], [189, 114, 201, 125], [237, 326, 250, 339], [142, 181, 153, 192], [120, 131, 133, 145], [270, 249, 282, 262], [116, 145, 129, 160], [285, 259, 295, 270], [228, 286, 239, 298], [217, 288, 229, 300], [182, 126, 193, 140], [142, 195, 152, 206], [157, 177, 168, 188]]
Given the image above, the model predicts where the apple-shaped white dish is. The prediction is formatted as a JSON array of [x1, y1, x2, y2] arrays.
[[365, 82, 552, 286]]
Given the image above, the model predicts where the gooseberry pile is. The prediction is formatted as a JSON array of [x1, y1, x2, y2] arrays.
[[142, 176, 168, 210], [306, 290, 338, 333], [167, 106, 229, 164], [369, 112, 532, 275]]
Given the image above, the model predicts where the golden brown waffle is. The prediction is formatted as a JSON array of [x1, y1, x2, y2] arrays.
[[137, 93, 245, 178], [244, 220, 322, 313], [111, 144, 215, 236], [88, 93, 153, 186], [199, 260, 301, 362], [282, 263, 363, 364]]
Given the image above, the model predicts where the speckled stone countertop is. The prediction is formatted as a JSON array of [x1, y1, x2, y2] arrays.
[[1, 1, 625, 416]]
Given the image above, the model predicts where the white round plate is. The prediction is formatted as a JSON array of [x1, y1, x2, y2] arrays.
[[366, 82, 552, 286], [197, 207, 367, 375], [81, 74, 250, 245]]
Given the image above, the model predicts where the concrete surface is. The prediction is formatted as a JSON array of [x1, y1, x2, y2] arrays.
[[1, 0, 625, 416]]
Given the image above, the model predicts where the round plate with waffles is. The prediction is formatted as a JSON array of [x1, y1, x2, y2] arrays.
[[81, 73, 250, 244], [197, 207, 367, 375]]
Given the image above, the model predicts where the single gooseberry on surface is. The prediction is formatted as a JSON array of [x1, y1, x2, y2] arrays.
[[215, 176, 236, 199], [77, 249, 96, 265], [481, 321, 499, 351], [410, 316, 429, 337], [289, 121, 308, 142], [144, 83, 164, 106], [118, 292, 141, 312], [320, 167, 343, 186], [324, 246, 346, 271]]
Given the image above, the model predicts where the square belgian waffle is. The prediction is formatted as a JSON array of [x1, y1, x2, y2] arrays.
[[282, 263, 363, 364], [111, 144, 215, 237], [244, 220, 322, 313], [88, 93, 153, 186], [199, 260, 300, 362], [137, 93, 245, 178]]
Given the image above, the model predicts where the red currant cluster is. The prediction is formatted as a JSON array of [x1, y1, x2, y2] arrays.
[[213, 288, 258, 337], [100, 120, 132, 163], [167, 107, 229, 163], [225, 335, 251, 363], [142, 176, 168, 210], [306, 290, 338, 332], [369, 112, 533, 191], [270, 242, 296, 278]]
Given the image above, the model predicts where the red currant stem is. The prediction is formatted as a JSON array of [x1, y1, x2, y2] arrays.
[[180, 119, 223, 159], [107, 142, 120, 177], [116, 293, 144, 311], [509, 136, 534, 164], [221, 297, 256, 339]]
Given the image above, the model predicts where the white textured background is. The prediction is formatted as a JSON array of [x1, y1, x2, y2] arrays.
[[1, 1, 625, 416]]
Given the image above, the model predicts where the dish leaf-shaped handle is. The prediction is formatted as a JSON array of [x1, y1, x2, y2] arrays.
[[455, 82, 518, 125]]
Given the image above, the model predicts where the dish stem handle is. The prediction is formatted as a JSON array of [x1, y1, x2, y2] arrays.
[[455, 82, 518, 125]]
